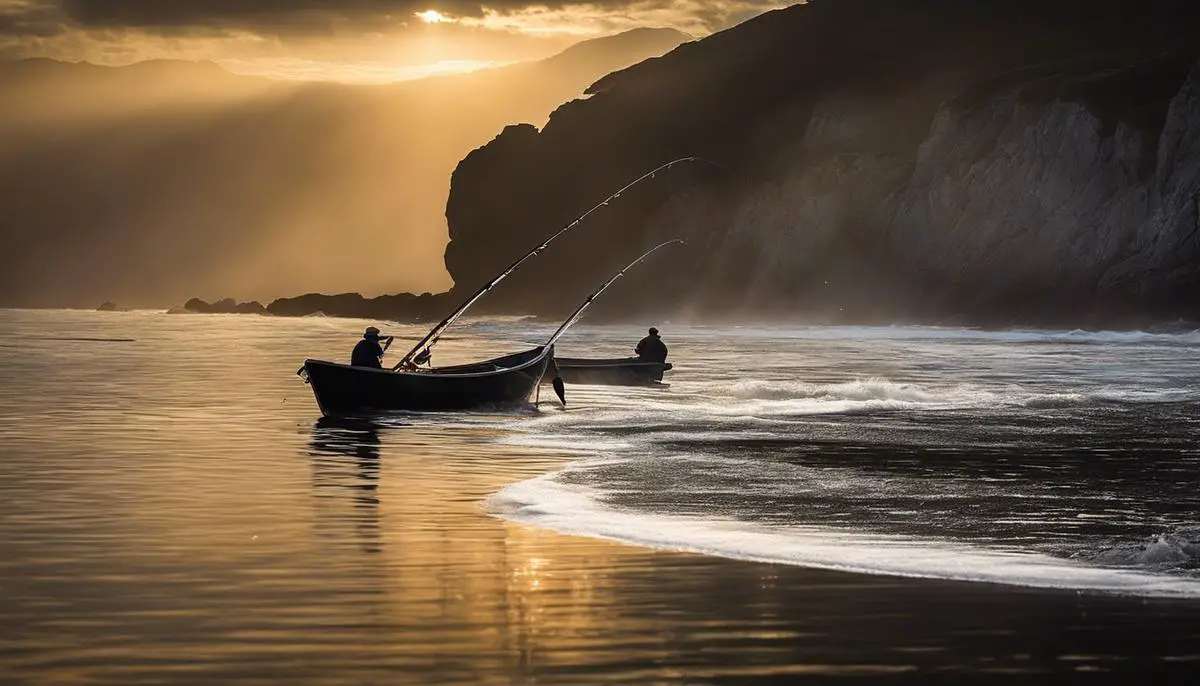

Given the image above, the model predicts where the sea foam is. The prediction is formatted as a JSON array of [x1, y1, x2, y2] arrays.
[[489, 472, 1200, 598]]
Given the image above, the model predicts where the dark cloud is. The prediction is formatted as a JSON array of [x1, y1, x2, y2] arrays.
[[0, 1, 64, 38], [23, 1, 771, 34], [59, 1, 540, 28]]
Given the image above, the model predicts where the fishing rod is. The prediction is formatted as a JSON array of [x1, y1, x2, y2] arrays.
[[544, 239, 685, 349], [392, 157, 725, 371], [538, 239, 685, 408]]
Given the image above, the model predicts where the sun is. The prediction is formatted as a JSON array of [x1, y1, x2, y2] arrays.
[[415, 10, 450, 24]]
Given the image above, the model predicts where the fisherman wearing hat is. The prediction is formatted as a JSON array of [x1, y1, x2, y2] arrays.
[[350, 326, 393, 369], [635, 326, 668, 364]]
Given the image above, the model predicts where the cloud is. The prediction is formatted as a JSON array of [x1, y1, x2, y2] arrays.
[[54, 1, 769, 33], [0, 1, 790, 80], [450, 1, 787, 37], [0, 0, 63, 37]]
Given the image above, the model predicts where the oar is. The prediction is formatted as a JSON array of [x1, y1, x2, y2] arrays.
[[549, 356, 566, 406], [552, 376, 566, 407]]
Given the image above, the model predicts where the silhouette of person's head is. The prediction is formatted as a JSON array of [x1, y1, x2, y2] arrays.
[[363, 326, 381, 340], [649, 327, 659, 336]]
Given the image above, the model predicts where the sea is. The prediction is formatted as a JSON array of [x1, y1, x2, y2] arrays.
[[2, 308, 1199, 684]]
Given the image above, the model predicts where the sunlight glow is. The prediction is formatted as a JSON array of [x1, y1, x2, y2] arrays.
[[218, 57, 510, 84], [415, 10, 451, 24]]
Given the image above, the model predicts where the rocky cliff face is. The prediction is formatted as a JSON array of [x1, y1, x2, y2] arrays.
[[444, 0, 1200, 326]]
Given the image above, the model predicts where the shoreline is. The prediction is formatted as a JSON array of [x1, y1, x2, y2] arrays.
[[486, 420, 1200, 600], [9, 305, 1200, 335], [444, 423, 1200, 680]]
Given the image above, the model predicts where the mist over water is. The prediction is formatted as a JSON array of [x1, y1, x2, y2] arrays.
[[0, 30, 688, 308], [3, 310, 1200, 682]]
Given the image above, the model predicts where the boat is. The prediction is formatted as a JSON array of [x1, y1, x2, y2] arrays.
[[298, 240, 684, 416], [550, 357, 672, 386], [299, 346, 553, 415]]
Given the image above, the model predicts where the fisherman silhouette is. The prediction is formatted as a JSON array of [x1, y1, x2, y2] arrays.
[[635, 327, 668, 363], [350, 326, 393, 368]]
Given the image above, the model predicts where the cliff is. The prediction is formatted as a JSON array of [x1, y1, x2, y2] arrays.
[[443, 0, 1200, 326]]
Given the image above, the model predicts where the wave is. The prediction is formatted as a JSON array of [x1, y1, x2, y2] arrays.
[[489, 473, 1200, 598], [723, 378, 1196, 409], [1073, 529, 1200, 572], [500, 378, 1198, 458], [729, 378, 973, 403], [666, 325, 1200, 345]]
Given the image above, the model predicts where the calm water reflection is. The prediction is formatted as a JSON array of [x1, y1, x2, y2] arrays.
[[0, 310, 1198, 684], [310, 417, 383, 555]]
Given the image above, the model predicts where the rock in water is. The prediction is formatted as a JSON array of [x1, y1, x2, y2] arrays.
[[168, 298, 269, 315]]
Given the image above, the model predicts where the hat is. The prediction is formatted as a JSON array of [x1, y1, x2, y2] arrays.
[[648, 327, 659, 336], [364, 326, 381, 339]]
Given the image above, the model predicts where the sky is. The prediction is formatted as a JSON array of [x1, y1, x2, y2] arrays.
[[0, 1, 790, 82]]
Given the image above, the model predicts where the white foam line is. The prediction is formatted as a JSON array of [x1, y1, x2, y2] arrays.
[[488, 473, 1200, 598]]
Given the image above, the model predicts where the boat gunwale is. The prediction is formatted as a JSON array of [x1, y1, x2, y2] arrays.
[[303, 346, 550, 380], [555, 357, 672, 369]]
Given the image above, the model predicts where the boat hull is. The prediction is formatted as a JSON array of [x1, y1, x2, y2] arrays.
[[301, 347, 551, 416], [549, 357, 672, 386]]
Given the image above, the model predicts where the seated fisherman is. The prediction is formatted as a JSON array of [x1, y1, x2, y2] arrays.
[[350, 326, 393, 368], [635, 326, 668, 363]]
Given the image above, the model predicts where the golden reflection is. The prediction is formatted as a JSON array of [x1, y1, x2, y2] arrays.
[[316, 417, 669, 671], [308, 417, 383, 555]]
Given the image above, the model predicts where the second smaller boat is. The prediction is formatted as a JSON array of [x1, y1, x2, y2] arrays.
[[548, 357, 671, 387]]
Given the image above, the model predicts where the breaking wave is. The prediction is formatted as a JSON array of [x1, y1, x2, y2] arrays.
[[488, 474, 1200, 598], [1074, 529, 1200, 572]]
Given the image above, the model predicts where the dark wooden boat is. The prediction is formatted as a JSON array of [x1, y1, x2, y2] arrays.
[[550, 357, 672, 386], [299, 347, 552, 416]]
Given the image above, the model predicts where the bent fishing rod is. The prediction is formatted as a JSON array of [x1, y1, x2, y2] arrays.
[[393, 157, 726, 371], [544, 239, 685, 349], [538, 239, 685, 407]]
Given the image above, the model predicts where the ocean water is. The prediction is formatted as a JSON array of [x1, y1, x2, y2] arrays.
[[492, 325, 1200, 596], [2, 309, 1200, 683]]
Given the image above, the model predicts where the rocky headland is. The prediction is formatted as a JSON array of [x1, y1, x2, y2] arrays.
[[435, 0, 1200, 328]]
